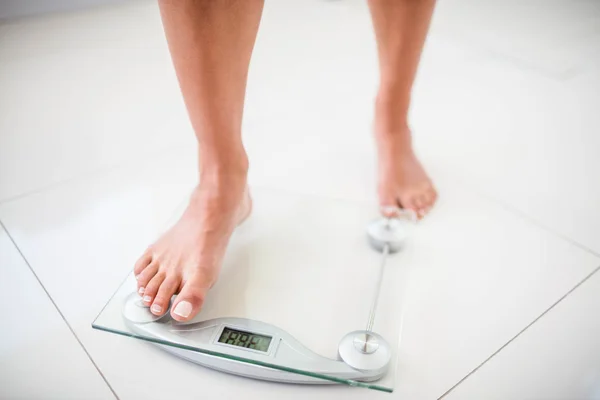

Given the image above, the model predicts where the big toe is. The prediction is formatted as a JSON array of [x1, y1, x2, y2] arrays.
[[423, 186, 437, 209], [378, 181, 399, 211], [170, 274, 210, 322]]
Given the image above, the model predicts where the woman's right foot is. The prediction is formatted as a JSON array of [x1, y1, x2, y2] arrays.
[[133, 172, 251, 322]]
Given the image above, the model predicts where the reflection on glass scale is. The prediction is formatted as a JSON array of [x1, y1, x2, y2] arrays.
[[122, 211, 414, 384]]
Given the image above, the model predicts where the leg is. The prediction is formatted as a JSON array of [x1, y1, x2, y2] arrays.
[[134, 0, 264, 321], [368, 0, 437, 218]]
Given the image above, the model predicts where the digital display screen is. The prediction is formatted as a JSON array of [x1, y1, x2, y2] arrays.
[[217, 327, 272, 352]]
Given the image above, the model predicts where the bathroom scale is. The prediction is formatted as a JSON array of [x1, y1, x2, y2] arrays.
[[93, 188, 414, 393]]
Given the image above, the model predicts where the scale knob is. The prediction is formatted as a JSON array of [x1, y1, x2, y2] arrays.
[[366, 208, 416, 253], [338, 330, 391, 375]]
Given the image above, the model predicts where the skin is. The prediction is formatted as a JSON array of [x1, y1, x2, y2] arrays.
[[134, 0, 437, 322], [369, 0, 438, 217]]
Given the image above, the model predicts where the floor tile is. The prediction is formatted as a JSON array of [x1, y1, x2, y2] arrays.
[[0, 0, 193, 201], [390, 176, 600, 400], [239, 0, 380, 204], [410, 35, 600, 255], [0, 0, 376, 202], [431, 0, 600, 78], [0, 0, 129, 20], [444, 268, 600, 400], [0, 225, 115, 399]]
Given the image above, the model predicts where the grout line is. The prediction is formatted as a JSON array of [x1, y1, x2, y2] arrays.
[[489, 202, 600, 258], [0, 219, 120, 400], [249, 182, 378, 208], [428, 31, 582, 82], [437, 263, 600, 400], [0, 141, 192, 207], [449, 174, 600, 260]]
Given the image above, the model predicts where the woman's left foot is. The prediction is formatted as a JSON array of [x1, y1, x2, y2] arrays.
[[375, 124, 437, 219]]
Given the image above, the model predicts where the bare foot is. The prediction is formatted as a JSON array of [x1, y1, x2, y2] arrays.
[[133, 174, 251, 322], [375, 108, 437, 219]]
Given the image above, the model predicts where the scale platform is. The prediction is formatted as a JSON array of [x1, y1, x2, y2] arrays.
[[93, 188, 412, 393]]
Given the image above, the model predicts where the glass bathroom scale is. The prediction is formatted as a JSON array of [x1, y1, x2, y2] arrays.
[[93, 188, 413, 393]]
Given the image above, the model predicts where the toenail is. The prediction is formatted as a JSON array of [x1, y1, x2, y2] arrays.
[[173, 301, 192, 318], [138, 287, 145, 295], [151, 304, 162, 314], [143, 295, 152, 303], [135, 275, 139, 280]]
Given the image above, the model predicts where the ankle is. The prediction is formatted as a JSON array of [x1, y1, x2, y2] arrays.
[[376, 82, 411, 113], [374, 92, 411, 136], [199, 165, 248, 192], [199, 144, 249, 177], [196, 144, 248, 199], [191, 171, 247, 213], [374, 113, 412, 147]]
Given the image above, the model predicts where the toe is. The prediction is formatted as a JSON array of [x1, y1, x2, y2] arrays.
[[399, 191, 419, 212], [379, 195, 403, 217], [134, 248, 153, 277], [142, 271, 166, 306], [427, 187, 438, 206], [378, 180, 398, 209], [413, 193, 425, 211], [422, 186, 436, 206], [150, 275, 180, 316], [417, 192, 433, 217], [418, 187, 437, 218], [171, 274, 210, 322], [136, 261, 159, 295]]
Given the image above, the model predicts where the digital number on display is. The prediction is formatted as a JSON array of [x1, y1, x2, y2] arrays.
[[218, 327, 273, 352]]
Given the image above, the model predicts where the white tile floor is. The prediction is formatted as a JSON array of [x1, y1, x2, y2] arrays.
[[1, 0, 599, 399], [0, 227, 115, 400]]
